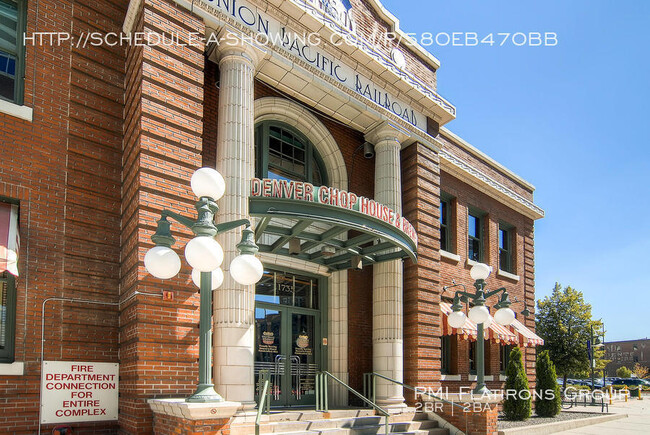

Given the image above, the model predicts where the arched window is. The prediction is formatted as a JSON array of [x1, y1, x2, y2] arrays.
[[255, 121, 328, 186]]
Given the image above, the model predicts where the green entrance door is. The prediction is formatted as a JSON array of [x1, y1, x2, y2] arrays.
[[254, 271, 323, 407]]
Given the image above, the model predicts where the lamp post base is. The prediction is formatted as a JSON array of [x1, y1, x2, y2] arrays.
[[473, 383, 490, 396], [186, 384, 224, 403]]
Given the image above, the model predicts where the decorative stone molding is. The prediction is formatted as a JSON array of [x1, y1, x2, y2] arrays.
[[0, 100, 32, 122], [497, 269, 520, 282], [0, 362, 24, 376], [440, 149, 544, 220], [440, 250, 460, 263], [254, 97, 348, 190]]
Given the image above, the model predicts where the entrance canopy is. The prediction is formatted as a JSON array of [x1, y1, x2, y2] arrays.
[[249, 178, 417, 272]]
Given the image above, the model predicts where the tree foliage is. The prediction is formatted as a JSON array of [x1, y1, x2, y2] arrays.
[[617, 366, 632, 378], [535, 350, 562, 417], [504, 346, 531, 420], [633, 363, 649, 379], [536, 283, 593, 384]]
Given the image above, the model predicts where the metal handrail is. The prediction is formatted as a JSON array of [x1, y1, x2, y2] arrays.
[[316, 370, 390, 435], [364, 372, 468, 435], [255, 371, 271, 435]]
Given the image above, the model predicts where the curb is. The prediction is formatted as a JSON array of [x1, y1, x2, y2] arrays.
[[498, 413, 627, 435]]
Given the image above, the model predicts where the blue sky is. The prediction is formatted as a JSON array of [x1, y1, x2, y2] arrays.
[[380, 0, 650, 341]]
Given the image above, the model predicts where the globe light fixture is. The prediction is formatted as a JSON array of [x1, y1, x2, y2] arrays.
[[483, 314, 493, 330], [468, 305, 490, 324], [143, 167, 263, 403], [185, 236, 224, 272], [144, 245, 181, 280], [230, 254, 264, 285], [191, 267, 224, 290], [494, 307, 516, 326], [448, 310, 466, 329], [470, 262, 491, 281], [191, 167, 226, 200], [443, 265, 530, 395]]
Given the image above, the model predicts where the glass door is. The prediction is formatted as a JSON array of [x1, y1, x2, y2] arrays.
[[254, 270, 323, 407]]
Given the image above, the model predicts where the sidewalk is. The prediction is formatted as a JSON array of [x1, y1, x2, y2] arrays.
[[555, 398, 650, 434]]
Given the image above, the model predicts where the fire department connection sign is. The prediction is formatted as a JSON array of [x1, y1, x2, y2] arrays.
[[41, 361, 119, 424]]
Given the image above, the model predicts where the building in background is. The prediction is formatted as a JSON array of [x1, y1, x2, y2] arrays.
[[0, 0, 543, 433], [605, 338, 650, 376]]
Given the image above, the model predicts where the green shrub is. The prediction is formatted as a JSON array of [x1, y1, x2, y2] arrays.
[[616, 366, 632, 378], [503, 346, 531, 420], [535, 350, 561, 417]]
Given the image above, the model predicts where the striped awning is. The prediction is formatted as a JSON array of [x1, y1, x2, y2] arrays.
[[440, 302, 519, 344], [0, 203, 19, 276], [509, 318, 544, 347]]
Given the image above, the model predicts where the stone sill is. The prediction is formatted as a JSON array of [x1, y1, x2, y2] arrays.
[[469, 375, 494, 381], [440, 374, 461, 381], [0, 362, 24, 376], [148, 398, 241, 420], [440, 250, 460, 263], [0, 100, 33, 122], [497, 269, 520, 282]]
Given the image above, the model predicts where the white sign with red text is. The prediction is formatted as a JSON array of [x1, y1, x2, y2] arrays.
[[41, 361, 119, 424]]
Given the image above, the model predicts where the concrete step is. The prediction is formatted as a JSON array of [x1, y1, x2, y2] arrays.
[[231, 409, 449, 435]]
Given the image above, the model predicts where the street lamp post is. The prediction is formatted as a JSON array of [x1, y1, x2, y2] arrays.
[[444, 263, 528, 396], [144, 167, 264, 403]]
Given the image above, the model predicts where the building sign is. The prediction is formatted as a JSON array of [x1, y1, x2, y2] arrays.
[[251, 178, 418, 246], [194, 0, 427, 132], [41, 361, 119, 424]]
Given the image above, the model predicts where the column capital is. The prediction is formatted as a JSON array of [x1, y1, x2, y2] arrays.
[[364, 121, 410, 147], [207, 28, 261, 68]]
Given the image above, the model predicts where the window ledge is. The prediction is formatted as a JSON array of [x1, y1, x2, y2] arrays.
[[0, 100, 33, 122], [466, 258, 493, 272], [440, 250, 460, 263], [0, 361, 25, 376], [440, 374, 461, 381], [497, 269, 520, 282], [499, 374, 507, 381], [469, 375, 494, 381]]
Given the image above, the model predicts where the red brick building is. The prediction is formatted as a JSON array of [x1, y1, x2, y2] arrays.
[[0, 0, 543, 433]]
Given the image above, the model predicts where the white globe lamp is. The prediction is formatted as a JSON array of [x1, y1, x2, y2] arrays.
[[230, 254, 264, 285], [185, 236, 224, 272], [494, 307, 516, 326], [191, 168, 226, 201], [483, 314, 493, 329], [144, 246, 181, 280], [468, 305, 490, 324], [191, 267, 224, 290], [470, 263, 491, 281], [448, 310, 466, 329]]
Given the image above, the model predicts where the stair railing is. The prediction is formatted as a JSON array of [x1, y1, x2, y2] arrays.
[[364, 372, 469, 435], [255, 370, 271, 435], [316, 370, 390, 435]]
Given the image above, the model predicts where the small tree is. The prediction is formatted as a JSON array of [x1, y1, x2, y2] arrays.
[[632, 363, 649, 379], [616, 366, 632, 378], [503, 347, 531, 420], [535, 350, 561, 417], [536, 284, 593, 390]]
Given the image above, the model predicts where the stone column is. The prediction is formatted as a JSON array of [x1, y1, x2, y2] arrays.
[[211, 32, 259, 408], [366, 122, 409, 409]]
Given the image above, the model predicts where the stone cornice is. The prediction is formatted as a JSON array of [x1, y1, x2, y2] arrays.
[[286, 0, 455, 122], [439, 149, 544, 220]]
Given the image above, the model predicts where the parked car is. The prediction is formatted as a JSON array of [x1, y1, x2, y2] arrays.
[[615, 378, 650, 387]]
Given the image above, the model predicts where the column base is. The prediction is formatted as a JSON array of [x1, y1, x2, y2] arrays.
[[149, 398, 241, 435]]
